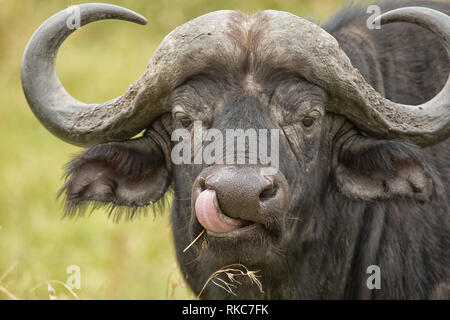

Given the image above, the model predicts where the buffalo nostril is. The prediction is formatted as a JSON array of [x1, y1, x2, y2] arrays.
[[259, 183, 278, 201], [198, 177, 207, 192]]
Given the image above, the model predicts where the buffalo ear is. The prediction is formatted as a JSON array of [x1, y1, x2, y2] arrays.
[[59, 132, 171, 218], [334, 136, 434, 201]]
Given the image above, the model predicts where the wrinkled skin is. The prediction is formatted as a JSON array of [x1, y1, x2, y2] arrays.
[[62, 0, 450, 299]]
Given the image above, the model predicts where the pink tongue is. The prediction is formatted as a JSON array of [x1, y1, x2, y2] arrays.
[[195, 189, 240, 233]]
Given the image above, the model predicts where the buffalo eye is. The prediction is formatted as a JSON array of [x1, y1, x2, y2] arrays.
[[301, 117, 315, 128], [173, 110, 193, 128], [179, 117, 192, 128]]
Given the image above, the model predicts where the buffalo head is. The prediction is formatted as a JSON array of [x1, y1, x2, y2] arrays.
[[21, 3, 450, 298]]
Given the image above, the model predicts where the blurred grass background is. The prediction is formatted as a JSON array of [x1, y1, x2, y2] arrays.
[[0, 0, 362, 299]]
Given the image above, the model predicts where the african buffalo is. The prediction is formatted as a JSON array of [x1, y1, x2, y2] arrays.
[[21, 0, 449, 299]]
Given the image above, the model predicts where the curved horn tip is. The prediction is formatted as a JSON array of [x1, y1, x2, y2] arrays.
[[375, 6, 450, 31], [77, 3, 148, 26]]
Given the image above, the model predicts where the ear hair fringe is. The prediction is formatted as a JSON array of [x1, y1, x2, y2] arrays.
[[57, 185, 174, 223]]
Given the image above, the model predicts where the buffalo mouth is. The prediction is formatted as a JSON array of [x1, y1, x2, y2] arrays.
[[193, 189, 277, 238]]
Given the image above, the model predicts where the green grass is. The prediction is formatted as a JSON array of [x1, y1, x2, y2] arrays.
[[0, 0, 353, 299]]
